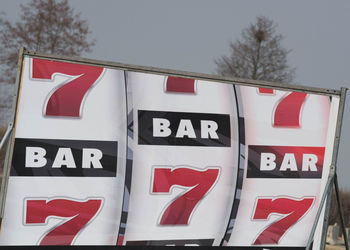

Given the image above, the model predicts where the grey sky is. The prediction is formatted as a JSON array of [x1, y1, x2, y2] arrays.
[[1, 0, 349, 188]]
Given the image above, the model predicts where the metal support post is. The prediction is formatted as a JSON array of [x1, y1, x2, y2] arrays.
[[320, 187, 334, 249], [0, 122, 13, 223], [334, 173, 349, 249], [320, 87, 348, 249], [306, 166, 335, 250], [0, 123, 13, 153], [0, 48, 25, 223]]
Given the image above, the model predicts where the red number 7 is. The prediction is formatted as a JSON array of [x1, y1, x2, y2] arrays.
[[252, 197, 314, 245], [32, 58, 104, 118], [152, 167, 220, 225], [258, 88, 308, 128], [25, 198, 103, 245]]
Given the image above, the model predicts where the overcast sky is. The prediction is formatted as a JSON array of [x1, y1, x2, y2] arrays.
[[1, 0, 350, 189]]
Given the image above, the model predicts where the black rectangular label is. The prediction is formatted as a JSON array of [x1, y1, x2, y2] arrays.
[[138, 110, 231, 147], [11, 138, 118, 177], [126, 239, 214, 246], [247, 145, 324, 179]]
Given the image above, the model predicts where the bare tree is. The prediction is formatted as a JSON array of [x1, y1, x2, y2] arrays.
[[0, 0, 95, 83], [215, 16, 295, 83]]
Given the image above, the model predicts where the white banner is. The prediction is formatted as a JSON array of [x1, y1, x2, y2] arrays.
[[0, 55, 340, 248]]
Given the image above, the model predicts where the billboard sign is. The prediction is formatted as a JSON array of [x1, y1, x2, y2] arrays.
[[0, 51, 344, 248]]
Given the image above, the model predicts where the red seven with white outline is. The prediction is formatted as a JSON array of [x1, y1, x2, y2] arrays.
[[32, 58, 104, 118], [252, 196, 314, 245], [258, 88, 308, 128], [25, 198, 103, 245], [152, 167, 220, 225]]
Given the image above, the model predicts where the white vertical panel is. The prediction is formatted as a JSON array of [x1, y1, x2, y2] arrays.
[[0, 57, 127, 245]]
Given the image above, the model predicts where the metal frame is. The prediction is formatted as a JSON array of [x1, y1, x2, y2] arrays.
[[306, 169, 349, 250], [0, 48, 25, 220], [0, 123, 13, 152], [335, 173, 349, 248], [306, 165, 335, 249], [0, 48, 347, 248], [318, 87, 348, 250], [0, 122, 13, 225], [26, 50, 340, 96]]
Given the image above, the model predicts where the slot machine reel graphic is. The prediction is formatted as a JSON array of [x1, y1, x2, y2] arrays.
[[227, 86, 331, 248], [0, 57, 127, 245], [121, 73, 241, 246], [0, 54, 337, 248]]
